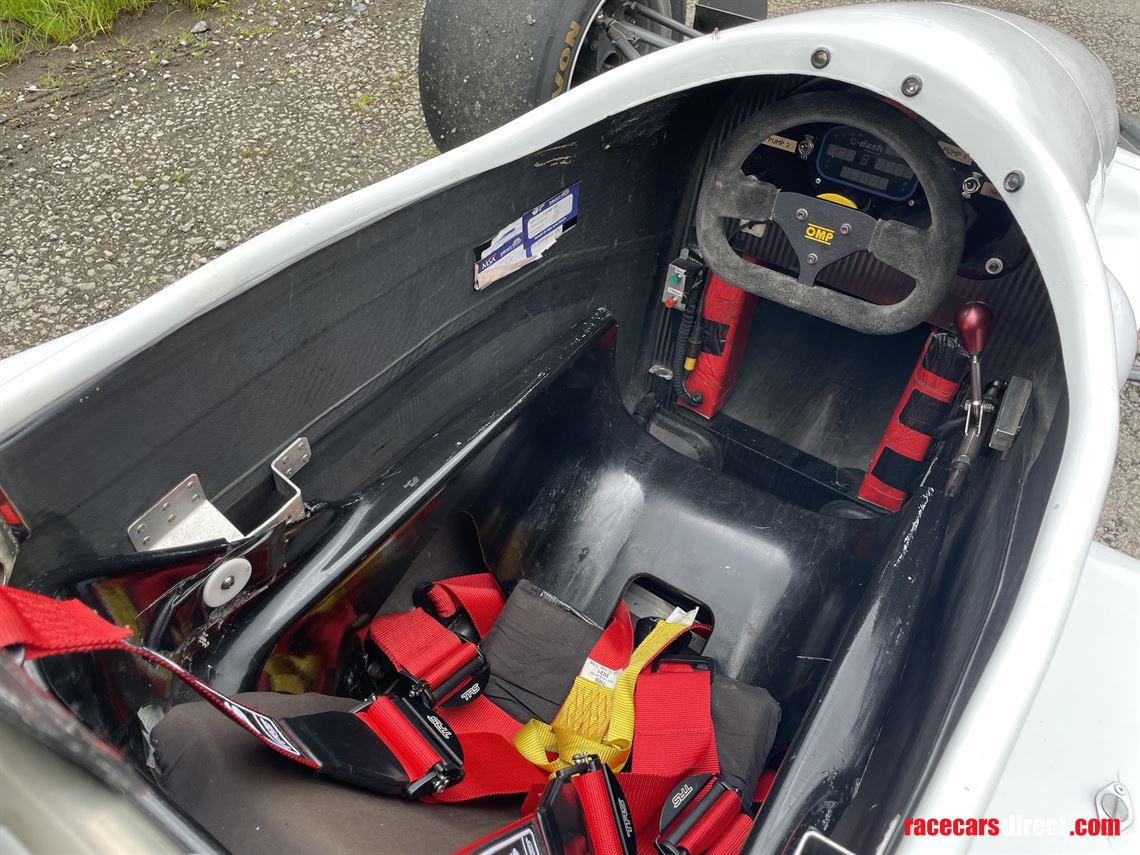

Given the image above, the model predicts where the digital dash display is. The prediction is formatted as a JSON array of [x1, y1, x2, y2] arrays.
[[816, 126, 918, 201]]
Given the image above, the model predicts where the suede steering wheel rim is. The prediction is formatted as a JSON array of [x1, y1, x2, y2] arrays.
[[695, 91, 966, 335]]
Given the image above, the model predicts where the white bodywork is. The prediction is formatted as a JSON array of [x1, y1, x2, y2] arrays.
[[967, 542, 1139, 853], [1, 3, 1137, 851]]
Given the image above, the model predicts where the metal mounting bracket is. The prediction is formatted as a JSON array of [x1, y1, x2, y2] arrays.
[[127, 437, 312, 552], [988, 376, 1032, 456]]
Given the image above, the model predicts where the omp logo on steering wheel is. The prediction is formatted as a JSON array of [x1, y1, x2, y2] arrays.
[[805, 224, 835, 245]]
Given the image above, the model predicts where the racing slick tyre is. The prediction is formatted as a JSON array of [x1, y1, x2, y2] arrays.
[[419, 0, 685, 150]]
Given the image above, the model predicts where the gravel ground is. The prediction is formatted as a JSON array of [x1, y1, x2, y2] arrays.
[[0, 0, 1136, 556]]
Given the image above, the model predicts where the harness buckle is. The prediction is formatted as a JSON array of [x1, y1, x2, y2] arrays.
[[465, 754, 636, 855], [538, 755, 636, 854], [282, 692, 464, 799], [655, 775, 743, 855]]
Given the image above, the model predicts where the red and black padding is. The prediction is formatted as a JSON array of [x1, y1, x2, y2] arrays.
[[678, 271, 759, 419], [858, 330, 968, 511]]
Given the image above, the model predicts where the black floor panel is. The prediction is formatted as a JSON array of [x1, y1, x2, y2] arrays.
[[720, 301, 928, 471]]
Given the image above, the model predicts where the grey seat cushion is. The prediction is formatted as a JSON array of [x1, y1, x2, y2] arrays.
[[152, 691, 520, 855]]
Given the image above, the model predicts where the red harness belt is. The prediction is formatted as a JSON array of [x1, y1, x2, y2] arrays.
[[0, 577, 757, 855]]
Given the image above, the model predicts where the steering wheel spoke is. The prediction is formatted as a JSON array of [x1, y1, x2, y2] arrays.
[[772, 192, 876, 285], [706, 173, 779, 222], [869, 219, 940, 283]]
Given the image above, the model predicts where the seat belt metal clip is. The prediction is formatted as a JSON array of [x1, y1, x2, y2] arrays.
[[405, 761, 462, 800]]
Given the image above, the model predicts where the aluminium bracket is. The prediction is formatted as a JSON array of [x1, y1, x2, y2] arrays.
[[127, 437, 312, 552]]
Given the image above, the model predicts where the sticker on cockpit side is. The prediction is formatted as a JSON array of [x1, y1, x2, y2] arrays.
[[474, 183, 579, 291]]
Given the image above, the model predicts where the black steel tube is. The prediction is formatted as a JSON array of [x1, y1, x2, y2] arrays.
[[626, 2, 702, 38], [606, 22, 644, 62], [603, 16, 676, 50]]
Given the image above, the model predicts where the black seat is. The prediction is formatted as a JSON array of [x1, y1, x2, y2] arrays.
[[152, 518, 779, 854], [152, 691, 520, 855]]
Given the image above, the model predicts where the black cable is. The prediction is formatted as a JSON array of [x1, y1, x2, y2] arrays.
[[671, 272, 706, 406]]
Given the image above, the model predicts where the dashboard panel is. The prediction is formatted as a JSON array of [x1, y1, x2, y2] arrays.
[[817, 125, 918, 201]]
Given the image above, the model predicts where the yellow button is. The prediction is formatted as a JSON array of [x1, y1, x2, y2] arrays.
[[816, 192, 858, 209]]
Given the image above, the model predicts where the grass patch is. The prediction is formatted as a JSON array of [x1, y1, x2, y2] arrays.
[[0, 0, 215, 66], [350, 92, 374, 115]]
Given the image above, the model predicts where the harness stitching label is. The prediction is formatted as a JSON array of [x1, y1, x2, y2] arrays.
[[580, 658, 622, 690]]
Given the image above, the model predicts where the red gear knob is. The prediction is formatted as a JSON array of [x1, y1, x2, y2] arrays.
[[955, 301, 993, 355]]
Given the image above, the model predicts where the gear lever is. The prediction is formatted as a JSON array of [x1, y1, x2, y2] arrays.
[[955, 301, 994, 434]]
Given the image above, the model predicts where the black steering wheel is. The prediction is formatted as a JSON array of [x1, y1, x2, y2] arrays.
[[695, 91, 966, 335]]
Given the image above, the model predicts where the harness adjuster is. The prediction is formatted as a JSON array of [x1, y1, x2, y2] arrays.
[[463, 754, 636, 854], [397, 645, 490, 708], [651, 651, 715, 676], [655, 775, 743, 855], [384, 692, 465, 797], [540, 754, 637, 855]]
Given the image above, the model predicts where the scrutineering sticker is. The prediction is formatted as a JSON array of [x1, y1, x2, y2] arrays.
[[474, 183, 579, 290]]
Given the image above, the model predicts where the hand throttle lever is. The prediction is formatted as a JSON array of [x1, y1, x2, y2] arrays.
[[955, 301, 994, 434]]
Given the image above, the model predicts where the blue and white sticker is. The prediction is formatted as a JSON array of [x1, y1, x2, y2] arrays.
[[474, 183, 579, 290]]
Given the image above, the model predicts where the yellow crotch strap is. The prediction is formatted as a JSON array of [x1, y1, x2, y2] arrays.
[[513, 615, 694, 774]]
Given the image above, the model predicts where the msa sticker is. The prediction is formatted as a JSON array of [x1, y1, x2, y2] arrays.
[[761, 134, 797, 153], [580, 658, 622, 690], [474, 183, 579, 290], [805, 223, 835, 245]]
